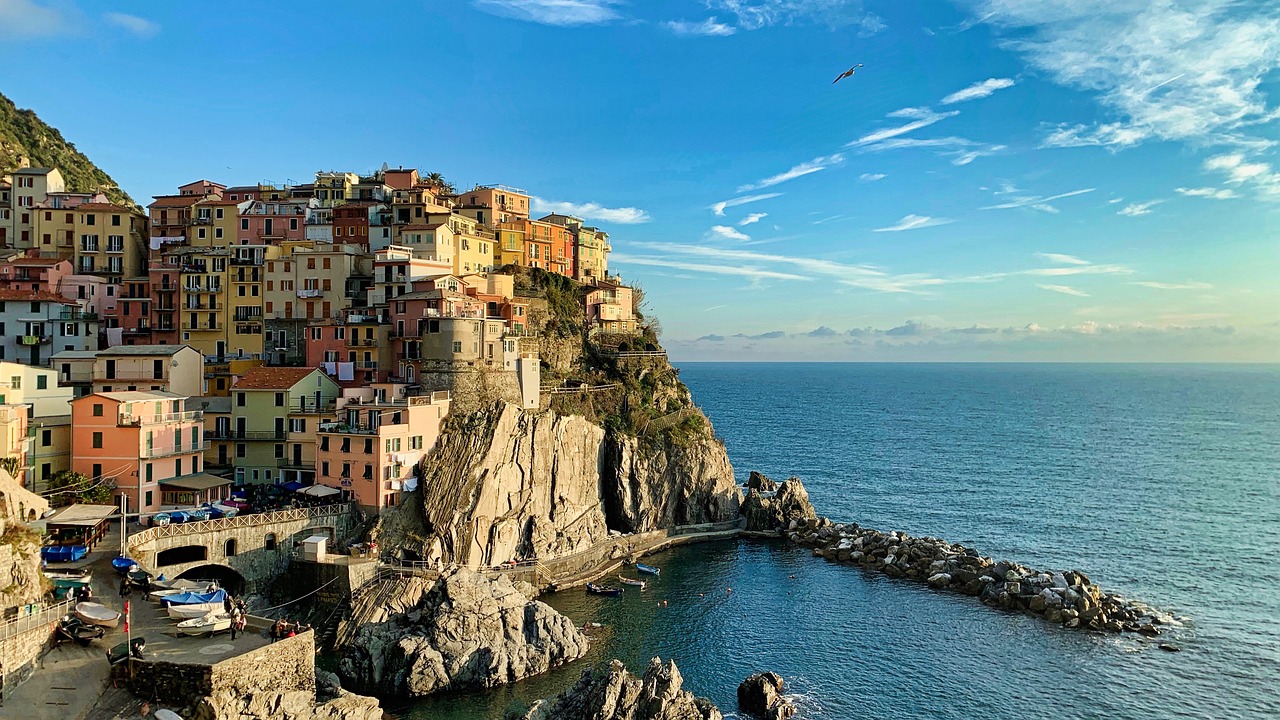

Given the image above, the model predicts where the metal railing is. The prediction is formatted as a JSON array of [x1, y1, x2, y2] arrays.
[[117, 410, 203, 426], [0, 599, 73, 641], [141, 441, 210, 459]]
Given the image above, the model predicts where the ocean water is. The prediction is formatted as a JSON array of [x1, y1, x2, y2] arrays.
[[401, 363, 1280, 719]]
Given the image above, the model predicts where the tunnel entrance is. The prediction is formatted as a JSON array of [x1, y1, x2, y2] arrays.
[[176, 564, 246, 596]]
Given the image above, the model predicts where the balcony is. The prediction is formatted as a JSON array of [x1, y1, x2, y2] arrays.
[[233, 310, 263, 322], [181, 322, 223, 331], [297, 289, 322, 298], [93, 373, 167, 383], [230, 430, 288, 441], [155, 283, 178, 292], [234, 323, 262, 334], [354, 361, 379, 370], [289, 399, 336, 414], [231, 256, 264, 266], [59, 310, 98, 322], [193, 216, 212, 225], [346, 337, 378, 347], [318, 422, 382, 435], [141, 441, 210, 459], [19, 334, 50, 345], [275, 458, 313, 470], [122, 326, 152, 336], [187, 284, 222, 294], [117, 410, 203, 426]]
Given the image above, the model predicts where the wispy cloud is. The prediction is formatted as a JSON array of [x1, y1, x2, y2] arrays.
[[610, 254, 810, 282], [473, 0, 622, 25], [0, 0, 70, 39], [707, 0, 877, 31], [970, 2, 1280, 151], [1132, 281, 1213, 290], [707, 225, 751, 241], [1202, 153, 1280, 198], [1024, 264, 1133, 277], [1175, 187, 1238, 200], [859, 173, 886, 182], [872, 214, 952, 232], [531, 196, 650, 224], [737, 154, 844, 192], [854, 134, 1005, 166], [665, 17, 736, 36], [982, 188, 1095, 212], [710, 192, 782, 216], [1117, 200, 1162, 217], [1036, 253, 1091, 266], [738, 212, 768, 226], [848, 107, 959, 147], [941, 77, 1016, 105], [104, 12, 159, 37], [1038, 283, 1090, 297], [950, 145, 1007, 165]]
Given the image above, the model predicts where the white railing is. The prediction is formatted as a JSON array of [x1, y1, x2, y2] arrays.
[[126, 503, 353, 553], [0, 599, 72, 641]]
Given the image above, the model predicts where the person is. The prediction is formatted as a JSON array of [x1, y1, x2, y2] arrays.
[[82, 585, 93, 601], [271, 619, 282, 643], [230, 609, 239, 640], [236, 613, 247, 639], [120, 579, 132, 598]]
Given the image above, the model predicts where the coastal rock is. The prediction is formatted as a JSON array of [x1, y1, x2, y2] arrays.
[[338, 568, 588, 699], [513, 657, 722, 720], [746, 471, 778, 492], [740, 476, 817, 532], [738, 672, 796, 720], [192, 688, 383, 720]]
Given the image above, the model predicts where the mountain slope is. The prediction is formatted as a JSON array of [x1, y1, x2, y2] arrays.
[[0, 92, 134, 206]]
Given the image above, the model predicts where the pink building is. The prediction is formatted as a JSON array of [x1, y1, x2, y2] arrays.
[[239, 199, 313, 244], [69, 390, 219, 515]]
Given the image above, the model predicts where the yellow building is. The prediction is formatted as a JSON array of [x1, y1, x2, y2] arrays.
[[72, 201, 148, 284], [494, 226, 525, 268], [228, 245, 279, 359], [191, 197, 244, 247], [314, 171, 359, 207], [32, 192, 94, 260]]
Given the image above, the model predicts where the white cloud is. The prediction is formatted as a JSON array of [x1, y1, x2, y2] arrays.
[[950, 145, 1007, 165], [853, 134, 1004, 166], [473, 0, 622, 25], [1175, 187, 1238, 200], [737, 154, 844, 192], [738, 213, 768, 226], [848, 108, 959, 147], [707, 225, 751, 241], [1117, 200, 1162, 217], [0, 0, 69, 39], [707, 0, 875, 30], [665, 17, 736, 36], [872, 214, 952, 232], [1132, 281, 1213, 290], [610, 254, 810, 281], [941, 77, 1016, 105], [982, 187, 1095, 212], [530, 196, 650, 224], [1024, 264, 1133, 277], [1036, 253, 1091, 266], [104, 12, 158, 37], [1038, 283, 1090, 297], [1202, 153, 1280, 198], [710, 192, 782, 216], [859, 173, 886, 182], [970, 1, 1280, 150]]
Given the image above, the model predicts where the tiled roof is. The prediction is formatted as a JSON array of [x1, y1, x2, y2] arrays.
[[96, 344, 192, 357], [6, 257, 66, 266], [90, 390, 183, 402], [78, 202, 137, 214], [232, 366, 317, 390], [148, 195, 202, 208], [0, 289, 76, 304]]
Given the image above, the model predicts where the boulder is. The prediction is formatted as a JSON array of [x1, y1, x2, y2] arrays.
[[739, 477, 817, 532], [514, 657, 722, 720], [737, 672, 796, 719], [339, 568, 589, 698], [746, 471, 778, 492]]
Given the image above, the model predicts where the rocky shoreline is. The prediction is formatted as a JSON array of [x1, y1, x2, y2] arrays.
[[742, 472, 1179, 638]]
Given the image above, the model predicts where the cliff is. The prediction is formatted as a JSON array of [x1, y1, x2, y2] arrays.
[[0, 526, 46, 609], [513, 657, 722, 720], [0, 92, 134, 206]]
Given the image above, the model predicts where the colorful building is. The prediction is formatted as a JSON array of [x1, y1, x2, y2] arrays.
[[227, 367, 340, 486], [0, 289, 97, 366], [91, 345, 204, 396]]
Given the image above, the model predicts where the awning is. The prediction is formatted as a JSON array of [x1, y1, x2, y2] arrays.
[[299, 485, 340, 498], [159, 473, 232, 491], [44, 504, 117, 527], [283, 481, 304, 492]]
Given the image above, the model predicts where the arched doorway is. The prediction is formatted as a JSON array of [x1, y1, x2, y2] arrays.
[[176, 564, 246, 596]]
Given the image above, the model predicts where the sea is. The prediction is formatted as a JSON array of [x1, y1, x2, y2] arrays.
[[400, 363, 1280, 720]]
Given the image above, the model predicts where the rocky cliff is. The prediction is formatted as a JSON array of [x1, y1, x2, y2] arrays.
[[514, 657, 722, 720], [0, 526, 46, 609], [338, 568, 588, 699]]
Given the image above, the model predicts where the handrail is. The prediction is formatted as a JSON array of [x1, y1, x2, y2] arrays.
[[0, 599, 73, 641]]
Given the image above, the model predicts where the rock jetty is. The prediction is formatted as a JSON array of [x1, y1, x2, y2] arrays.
[[338, 568, 589, 698], [744, 473, 1175, 636], [512, 657, 722, 720], [737, 672, 797, 719]]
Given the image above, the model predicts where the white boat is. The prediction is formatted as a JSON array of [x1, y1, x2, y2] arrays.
[[167, 602, 225, 620], [150, 578, 218, 593], [176, 612, 232, 637], [147, 587, 187, 600], [73, 602, 121, 629], [619, 576, 646, 588]]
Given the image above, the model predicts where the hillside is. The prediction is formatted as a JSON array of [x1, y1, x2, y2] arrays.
[[0, 91, 134, 206]]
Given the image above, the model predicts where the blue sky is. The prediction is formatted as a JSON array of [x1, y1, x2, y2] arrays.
[[1, 0, 1277, 361]]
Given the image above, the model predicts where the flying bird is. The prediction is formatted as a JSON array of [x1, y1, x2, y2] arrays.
[[833, 64, 864, 84]]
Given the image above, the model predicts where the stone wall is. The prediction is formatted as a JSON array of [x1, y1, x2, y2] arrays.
[[125, 658, 214, 707], [0, 541, 44, 610], [126, 630, 315, 708], [419, 368, 525, 415], [0, 620, 52, 700]]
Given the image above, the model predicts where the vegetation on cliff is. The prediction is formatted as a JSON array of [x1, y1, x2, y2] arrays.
[[0, 91, 134, 206]]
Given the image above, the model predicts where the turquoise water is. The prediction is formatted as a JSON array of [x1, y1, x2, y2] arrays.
[[401, 363, 1280, 719]]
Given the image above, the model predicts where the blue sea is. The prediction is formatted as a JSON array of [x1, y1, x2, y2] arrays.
[[402, 363, 1280, 719]]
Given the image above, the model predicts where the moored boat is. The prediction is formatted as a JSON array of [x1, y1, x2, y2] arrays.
[[176, 612, 232, 636], [168, 602, 225, 620], [57, 616, 106, 646], [148, 512, 171, 527], [73, 602, 121, 628], [619, 576, 646, 588], [635, 563, 660, 576], [111, 556, 138, 576], [586, 582, 623, 597]]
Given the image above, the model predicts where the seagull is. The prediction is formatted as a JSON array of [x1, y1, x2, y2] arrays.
[[833, 64, 864, 84]]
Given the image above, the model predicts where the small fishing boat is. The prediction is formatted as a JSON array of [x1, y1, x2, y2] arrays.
[[74, 602, 122, 629], [186, 507, 210, 522], [41, 545, 88, 563], [57, 616, 106, 646], [47, 574, 93, 600], [163, 588, 228, 619], [167, 603, 224, 620], [176, 612, 232, 637], [154, 710, 183, 720], [149, 512, 171, 527], [586, 582, 622, 597], [618, 576, 646, 588], [635, 563, 660, 576], [128, 569, 152, 588], [111, 556, 138, 576], [168, 510, 191, 524]]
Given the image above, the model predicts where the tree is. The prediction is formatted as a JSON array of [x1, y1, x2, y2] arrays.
[[0, 456, 18, 478], [46, 470, 115, 507], [424, 172, 455, 195]]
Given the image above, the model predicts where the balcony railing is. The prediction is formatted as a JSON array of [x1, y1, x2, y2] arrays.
[[224, 430, 287, 441], [297, 289, 321, 298], [93, 373, 166, 383], [346, 337, 378, 347], [19, 335, 50, 345], [59, 310, 98, 322], [276, 458, 313, 469], [141, 441, 210, 459], [117, 410, 203, 426], [181, 322, 223, 331]]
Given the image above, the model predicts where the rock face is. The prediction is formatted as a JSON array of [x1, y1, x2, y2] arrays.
[[374, 402, 739, 568], [781, 511, 1177, 636], [737, 672, 796, 720], [740, 475, 816, 533], [515, 657, 722, 720], [338, 568, 588, 698], [745, 471, 777, 492], [192, 688, 383, 720], [0, 532, 44, 609]]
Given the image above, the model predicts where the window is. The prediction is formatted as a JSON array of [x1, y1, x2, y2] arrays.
[[41, 429, 51, 446], [290, 418, 305, 433], [37, 374, 47, 390], [145, 490, 152, 507], [265, 533, 277, 551], [175, 458, 182, 476], [452, 341, 462, 353], [92, 432, 103, 448], [321, 461, 329, 476], [241, 219, 249, 230], [364, 438, 373, 454], [275, 392, 285, 407], [275, 443, 284, 459], [92, 463, 102, 479], [224, 539, 237, 557], [237, 393, 246, 406], [236, 443, 246, 457], [92, 404, 104, 417]]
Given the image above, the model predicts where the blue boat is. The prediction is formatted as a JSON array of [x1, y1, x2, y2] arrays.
[[201, 504, 225, 520], [635, 563, 660, 576], [187, 508, 210, 521], [112, 556, 137, 576], [161, 588, 228, 607], [168, 511, 191, 524], [150, 512, 171, 527], [586, 582, 622, 597], [41, 545, 88, 563]]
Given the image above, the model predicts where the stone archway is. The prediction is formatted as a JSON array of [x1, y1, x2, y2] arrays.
[[176, 564, 246, 596]]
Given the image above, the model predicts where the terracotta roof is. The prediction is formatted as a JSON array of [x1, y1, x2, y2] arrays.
[[6, 257, 66, 266], [232, 366, 318, 390], [77, 202, 137, 214], [149, 195, 203, 208], [0, 289, 76, 304]]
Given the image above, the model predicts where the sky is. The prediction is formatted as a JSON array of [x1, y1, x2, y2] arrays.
[[0, 0, 1277, 361]]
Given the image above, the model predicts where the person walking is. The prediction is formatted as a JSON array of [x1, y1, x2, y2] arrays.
[[119, 578, 132, 598], [230, 608, 239, 640]]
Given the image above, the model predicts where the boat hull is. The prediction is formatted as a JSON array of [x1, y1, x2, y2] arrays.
[[619, 577, 646, 588], [176, 614, 232, 636], [635, 563, 660, 576], [167, 602, 224, 620], [73, 602, 121, 629], [586, 583, 623, 597]]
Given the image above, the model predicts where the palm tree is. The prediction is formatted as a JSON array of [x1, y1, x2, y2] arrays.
[[423, 172, 455, 195]]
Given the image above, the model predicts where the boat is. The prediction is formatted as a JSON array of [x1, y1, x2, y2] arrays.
[[167, 603, 225, 620], [176, 612, 232, 637], [586, 582, 622, 597], [163, 588, 228, 619], [41, 545, 88, 563], [107, 638, 146, 666], [73, 602, 122, 628], [635, 563, 661, 576], [57, 616, 106, 646], [149, 512, 171, 527], [161, 588, 227, 607], [186, 507, 210, 522], [168, 511, 191, 524], [128, 569, 152, 588], [154, 710, 183, 720], [111, 556, 138, 576], [618, 576, 646, 588], [47, 572, 93, 599]]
